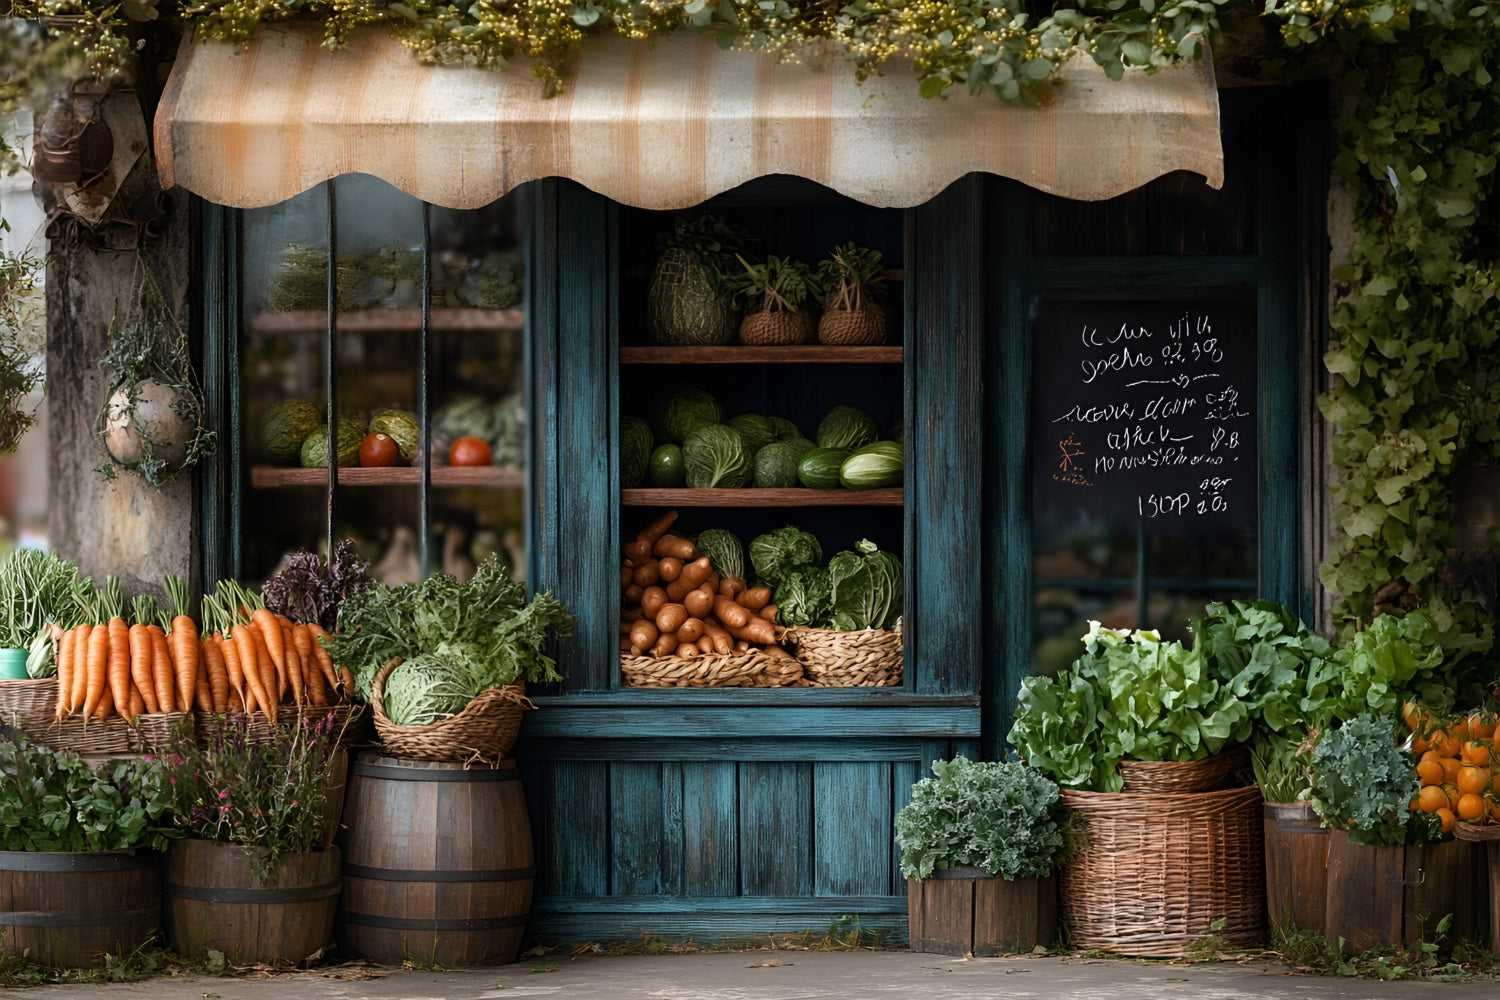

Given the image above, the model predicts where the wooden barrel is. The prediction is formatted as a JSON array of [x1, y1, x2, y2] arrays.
[[338, 753, 534, 966], [908, 867, 1057, 955], [1324, 830, 1485, 953], [164, 839, 342, 965], [0, 850, 160, 967], [1262, 801, 1329, 934]]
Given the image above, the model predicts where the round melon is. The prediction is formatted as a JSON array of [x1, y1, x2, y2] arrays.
[[647, 246, 737, 346], [261, 399, 322, 462], [300, 414, 365, 468]]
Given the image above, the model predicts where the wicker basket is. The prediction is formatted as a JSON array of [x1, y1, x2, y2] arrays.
[[740, 310, 811, 346], [371, 658, 529, 764], [782, 626, 902, 687], [1059, 784, 1265, 957], [817, 306, 886, 346], [621, 650, 771, 688], [33, 711, 195, 755], [0, 677, 61, 734], [1116, 746, 1251, 794]]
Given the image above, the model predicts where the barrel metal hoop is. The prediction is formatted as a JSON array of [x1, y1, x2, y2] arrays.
[[343, 862, 535, 883], [0, 852, 152, 873], [339, 910, 527, 932], [0, 905, 159, 927], [352, 760, 520, 783], [165, 881, 342, 904]]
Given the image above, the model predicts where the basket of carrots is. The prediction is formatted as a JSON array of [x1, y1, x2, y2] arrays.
[[619, 511, 805, 688]]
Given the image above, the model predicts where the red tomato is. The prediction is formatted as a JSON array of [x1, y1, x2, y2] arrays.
[[359, 432, 400, 467], [449, 436, 493, 467]]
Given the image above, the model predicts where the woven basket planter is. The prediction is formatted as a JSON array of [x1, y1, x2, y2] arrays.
[[0, 677, 61, 735], [782, 626, 902, 687], [33, 710, 194, 755], [740, 310, 812, 346], [817, 306, 886, 346], [1116, 746, 1250, 794], [621, 650, 771, 688], [372, 658, 529, 764], [1059, 784, 1265, 957]]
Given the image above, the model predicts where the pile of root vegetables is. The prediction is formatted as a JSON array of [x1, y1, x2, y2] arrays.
[[618, 511, 795, 670]]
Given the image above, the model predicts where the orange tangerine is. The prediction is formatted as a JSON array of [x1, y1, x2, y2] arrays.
[[1462, 741, 1493, 767], [1403, 701, 1431, 733], [1411, 733, 1432, 754], [1450, 717, 1474, 743], [1417, 785, 1448, 813], [1444, 783, 1463, 810], [1471, 711, 1499, 740], [1437, 732, 1464, 759], [1458, 793, 1487, 821], [1488, 798, 1500, 823], [1458, 765, 1491, 796], [1437, 807, 1458, 833], [1441, 756, 1463, 784], [1417, 758, 1446, 786]]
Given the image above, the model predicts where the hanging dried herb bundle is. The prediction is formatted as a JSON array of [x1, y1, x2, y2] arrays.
[[95, 260, 216, 485], [261, 539, 373, 633]]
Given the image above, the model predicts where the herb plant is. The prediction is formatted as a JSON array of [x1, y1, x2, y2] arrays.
[[326, 554, 575, 702], [0, 548, 90, 650], [1309, 713, 1438, 847], [0, 731, 173, 852], [724, 254, 815, 315], [816, 244, 885, 314], [896, 756, 1063, 881]]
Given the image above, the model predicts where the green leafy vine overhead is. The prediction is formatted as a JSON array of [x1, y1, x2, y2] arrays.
[[3, 0, 1499, 658]]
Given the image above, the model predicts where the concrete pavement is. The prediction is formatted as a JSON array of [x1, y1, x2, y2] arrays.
[[29, 951, 1500, 999]]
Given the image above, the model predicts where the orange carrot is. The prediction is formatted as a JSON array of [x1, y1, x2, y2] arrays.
[[305, 653, 328, 707], [251, 608, 287, 698], [304, 623, 341, 692], [636, 510, 678, 547], [92, 680, 114, 721], [231, 624, 271, 720], [128, 624, 159, 715], [219, 633, 251, 714], [251, 627, 279, 721], [54, 625, 77, 719], [170, 615, 200, 716], [82, 624, 110, 721], [148, 625, 175, 714], [106, 617, 130, 724], [201, 637, 230, 715], [281, 623, 305, 707], [127, 685, 144, 722], [69, 624, 93, 715], [193, 661, 214, 712], [338, 665, 354, 698]]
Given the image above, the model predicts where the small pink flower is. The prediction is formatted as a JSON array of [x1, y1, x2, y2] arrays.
[[219, 790, 228, 798]]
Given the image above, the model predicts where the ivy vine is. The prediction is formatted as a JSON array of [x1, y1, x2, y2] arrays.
[[3, 0, 1500, 658]]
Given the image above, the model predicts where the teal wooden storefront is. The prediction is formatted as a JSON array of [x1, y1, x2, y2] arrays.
[[200, 85, 1326, 942]]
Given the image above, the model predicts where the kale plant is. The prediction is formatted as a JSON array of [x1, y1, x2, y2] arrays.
[[1309, 713, 1438, 847]]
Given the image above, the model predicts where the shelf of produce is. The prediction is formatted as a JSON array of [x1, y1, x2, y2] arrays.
[[251, 466, 524, 489], [619, 346, 902, 365], [247, 307, 524, 336], [621, 487, 903, 507]]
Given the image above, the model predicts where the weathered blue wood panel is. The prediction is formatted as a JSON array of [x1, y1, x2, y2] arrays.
[[889, 759, 919, 895], [609, 761, 668, 896], [739, 762, 812, 897], [542, 761, 610, 897], [812, 762, 891, 897], [681, 761, 738, 896], [522, 704, 980, 740], [526, 896, 909, 943]]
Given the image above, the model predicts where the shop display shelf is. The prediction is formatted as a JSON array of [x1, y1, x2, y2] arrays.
[[620, 487, 902, 507], [248, 307, 524, 336], [619, 345, 902, 366], [250, 466, 525, 489]]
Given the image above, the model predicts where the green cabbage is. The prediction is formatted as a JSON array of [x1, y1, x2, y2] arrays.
[[753, 439, 813, 488], [816, 405, 879, 451], [381, 652, 478, 727], [682, 424, 752, 488], [749, 526, 823, 587], [774, 564, 832, 627], [652, 387, 723, 444], [695, 528, 744, 579], [769, 416, 804, 441], [726, 414, 776, 453], [434, 396, 498, 442], [620, 416, 654, 488], [827, 538, 903, 630]]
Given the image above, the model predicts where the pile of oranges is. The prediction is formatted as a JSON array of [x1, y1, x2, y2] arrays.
[[1407, 705, 1500, 833]]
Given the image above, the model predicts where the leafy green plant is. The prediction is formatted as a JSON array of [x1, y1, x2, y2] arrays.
[[826, 538, 902, 631], [724, 254, 815, 315], [1308, 713, 1438, 847], [748, 526, 821, 588], [0, 548, 91, 650], [895, 755, 1063, 881], [259, 538, 372, 632], [154, 711, 347, 874], [682, 423, 753, 489], [0, 242, 41, 454], [326, 554, 575, 702], [816, 244, 885, 314], [0, 731, 173, 852]]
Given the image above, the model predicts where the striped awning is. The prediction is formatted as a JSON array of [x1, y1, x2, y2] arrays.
[[154, 24, 1224, 210]]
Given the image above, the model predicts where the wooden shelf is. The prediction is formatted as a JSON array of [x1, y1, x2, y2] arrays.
[[251, 465, 524, 489], [620, 345, 902, 365], [621, 487, 902, 507], [248, 307, 524, 336]]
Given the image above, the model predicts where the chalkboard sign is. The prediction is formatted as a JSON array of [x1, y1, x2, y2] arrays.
[[1032, 301, 1257, 528]]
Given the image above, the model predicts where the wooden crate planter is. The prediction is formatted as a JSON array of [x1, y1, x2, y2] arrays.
[[0, 850, 161, 967], [907, 867, 1057, 956], [1454, 822, 1500, 956], [1324, 829, 1486, 953], [1263, 801, 1330, 934]]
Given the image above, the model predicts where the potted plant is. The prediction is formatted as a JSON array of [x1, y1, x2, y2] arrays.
[[0, 548, 89, 682], [1309, 712, 1479, 953], [815, 243, 887, 346], [0, 730, 173, 967], [646, 214, 745, 347], [156, 712, 349, 966], [725, 253, 816, 346], [896, 756, 1062, 955]]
